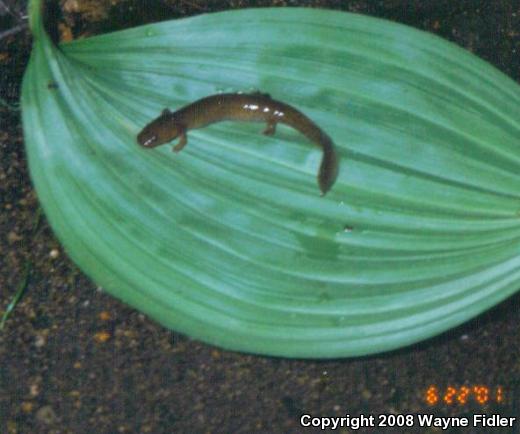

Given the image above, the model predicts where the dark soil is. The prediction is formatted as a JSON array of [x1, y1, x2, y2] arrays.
[[1, 1, 519, 433]]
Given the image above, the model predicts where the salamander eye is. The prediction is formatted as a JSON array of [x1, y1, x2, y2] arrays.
[[137, 131, 158, 147], [143, 135, 157, 147]]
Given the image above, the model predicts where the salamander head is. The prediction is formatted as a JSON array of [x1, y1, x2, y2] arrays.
[[137, 109, 180, 148]]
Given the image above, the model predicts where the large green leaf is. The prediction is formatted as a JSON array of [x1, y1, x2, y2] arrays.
[[22, 0, 520, 358]]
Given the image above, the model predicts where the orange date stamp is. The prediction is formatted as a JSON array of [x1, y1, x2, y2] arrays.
[[425, 385, 504, 405]]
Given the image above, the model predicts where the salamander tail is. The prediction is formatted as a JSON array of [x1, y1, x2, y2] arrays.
[[318, 143, 339, 196]]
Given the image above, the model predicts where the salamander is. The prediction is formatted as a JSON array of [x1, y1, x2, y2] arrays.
[[137, 92, 339, 195]]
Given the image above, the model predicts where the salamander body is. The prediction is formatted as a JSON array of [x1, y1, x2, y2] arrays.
[[137, 93, 339, 195]]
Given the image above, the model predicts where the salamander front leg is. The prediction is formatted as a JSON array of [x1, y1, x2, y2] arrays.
[[263, 120, 277, 136], [172, 131, 187, 152]]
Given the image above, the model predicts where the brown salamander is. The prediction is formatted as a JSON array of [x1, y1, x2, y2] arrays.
[[137, 92, 339, 195]]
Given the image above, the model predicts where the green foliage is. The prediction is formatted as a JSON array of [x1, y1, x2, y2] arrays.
[[22, 0, 520, 357]]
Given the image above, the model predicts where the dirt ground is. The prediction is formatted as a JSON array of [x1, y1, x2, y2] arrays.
[[1, 1, 519, 433]]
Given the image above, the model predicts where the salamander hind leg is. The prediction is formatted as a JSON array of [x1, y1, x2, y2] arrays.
[[172, 131, 187, 153], [263, 120, 277, 136]]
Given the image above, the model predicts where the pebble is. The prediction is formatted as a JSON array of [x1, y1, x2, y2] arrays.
[[29, 383, 39, 397], [34, 334, 46, 348], [36, 405, 57, 425], [7, 231, 22, 243]]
